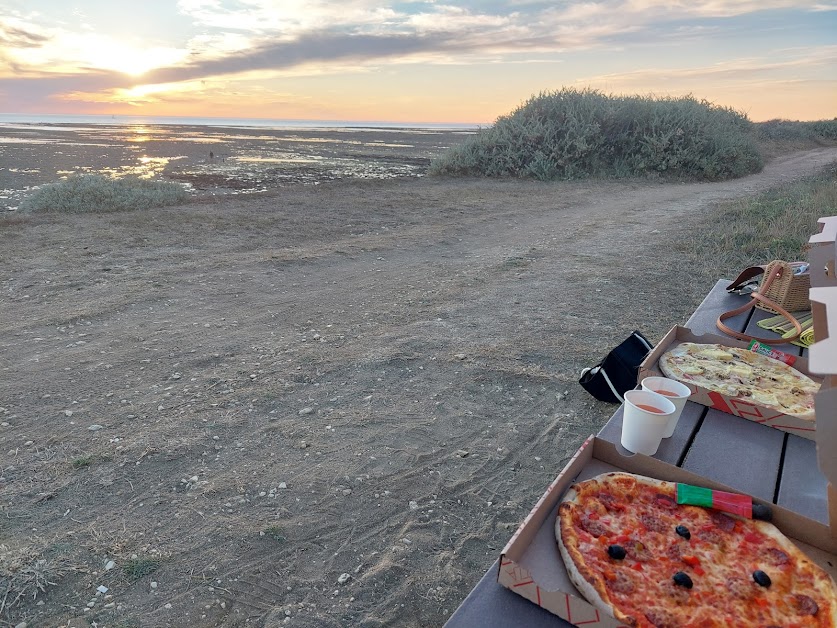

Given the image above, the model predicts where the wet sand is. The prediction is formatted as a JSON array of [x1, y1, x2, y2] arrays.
[[0, 123, 475, 210]]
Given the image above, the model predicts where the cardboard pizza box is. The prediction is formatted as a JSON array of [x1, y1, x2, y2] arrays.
[[809, 285, 837, 535], [808, 220, 837, 533], [816, 378, 837, 537], [497, 436, 837, 626], [638, 325, 822, 440], [808, 216, 837, 289], [810, 216, 837, 245], [809, 287, 837, 377]]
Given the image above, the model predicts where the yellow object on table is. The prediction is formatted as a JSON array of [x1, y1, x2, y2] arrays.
[[757, 312, 814, 348]]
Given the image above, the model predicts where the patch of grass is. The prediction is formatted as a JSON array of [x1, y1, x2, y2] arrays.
[[122, 557, 162, 581], [19, 174, 189, 214], [682, 163, 837, 276], [430, 88, 764, 182], [72, 455, 93, 469], [499, 256, 532, 271], [263, 526, 286, 543]]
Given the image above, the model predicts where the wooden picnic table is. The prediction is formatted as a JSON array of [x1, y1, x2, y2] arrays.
[[444, 279, 828, 627]]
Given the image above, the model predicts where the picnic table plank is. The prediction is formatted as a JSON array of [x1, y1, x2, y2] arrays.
[[685, 279, 750, 335], [597, 401, 704, 465], [680, 408, 786, 502], [743, 307, 807, 356], [776, 435, 829, 522]]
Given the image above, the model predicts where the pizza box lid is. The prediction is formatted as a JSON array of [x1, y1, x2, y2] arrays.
[[810, 287, 837, 525], [497, 436, 837, 626], [809, 216, 837, 289], [809, 287, 837, 376], [638, 325, 821, 440], [815, 381, 837, 532], [810, 216, 837, 246]]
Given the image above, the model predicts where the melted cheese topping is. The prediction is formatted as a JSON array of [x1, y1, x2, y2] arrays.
[[659, 342, 819, 419], [559, 474, 837, 627]]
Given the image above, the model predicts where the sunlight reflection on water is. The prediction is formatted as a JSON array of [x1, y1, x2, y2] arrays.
[[0, 122, 475, 210]]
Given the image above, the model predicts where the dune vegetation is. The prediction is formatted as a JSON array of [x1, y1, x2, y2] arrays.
[[18, 174, 189, 214], [430, 88, 835, 182]]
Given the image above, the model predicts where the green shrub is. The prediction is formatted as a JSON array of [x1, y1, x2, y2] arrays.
[[123, 557, 162, 581], [72, 456, 93, 469], [755, 119, 837, 142], [430, 88, 764, 181], [19, 174, 189, 214]]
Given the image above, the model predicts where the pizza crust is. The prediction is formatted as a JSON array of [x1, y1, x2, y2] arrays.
[[554, 485, 620, 621], [555, 473, 673, 625], [752, 519, 837, 597]]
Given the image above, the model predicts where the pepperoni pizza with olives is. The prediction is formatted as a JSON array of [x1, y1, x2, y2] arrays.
[[555, 472, 837, 627]]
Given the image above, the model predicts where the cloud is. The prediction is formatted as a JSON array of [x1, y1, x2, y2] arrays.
[[145, 30, 461, 84], [0, 71, 136, 110], [145, 3, 638, 85], [0, 20, 50, 49], [578, 45, 837, 88], [178, 0, 400, 33]]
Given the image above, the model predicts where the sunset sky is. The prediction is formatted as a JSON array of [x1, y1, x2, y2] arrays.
[[1, 1, 835, 124]]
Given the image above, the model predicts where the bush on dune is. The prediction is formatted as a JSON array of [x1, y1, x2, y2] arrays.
[[753, 118, 837, 159], [429, 88, 765, 181], [19, 174, 189, 214], [755, 118, 837, 142]]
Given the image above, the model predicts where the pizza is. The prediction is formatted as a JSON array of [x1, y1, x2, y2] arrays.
[[658, 342, 819, 421], [556, 472, 837, 627]]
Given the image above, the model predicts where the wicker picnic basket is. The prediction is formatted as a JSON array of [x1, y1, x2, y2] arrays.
[[718, 259, 810, 344], [757, 260, 811, 314]]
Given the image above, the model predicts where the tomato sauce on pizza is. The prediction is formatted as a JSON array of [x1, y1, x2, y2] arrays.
[[556, 473, 837, 627]]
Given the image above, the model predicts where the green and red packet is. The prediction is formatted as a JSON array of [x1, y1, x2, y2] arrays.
[[748, 340, 796, 366], [676, 483, 772, 520]]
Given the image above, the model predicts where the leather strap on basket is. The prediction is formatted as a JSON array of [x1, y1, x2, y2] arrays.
[[716, 265, 803, 344]]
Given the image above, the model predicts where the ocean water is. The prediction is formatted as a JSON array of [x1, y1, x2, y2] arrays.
[[0, 115, 479, 210], [0, 113, 480, 130]]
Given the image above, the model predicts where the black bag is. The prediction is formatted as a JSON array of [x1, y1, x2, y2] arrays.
[[579, 331, 654, 403]]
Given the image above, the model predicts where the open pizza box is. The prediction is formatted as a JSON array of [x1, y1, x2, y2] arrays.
[[496, 436, 837, 626], [809, 285, 837, 536], [808, 217, 837, 533], [808, 216, 837, 290], [638, 325, 821, 440]]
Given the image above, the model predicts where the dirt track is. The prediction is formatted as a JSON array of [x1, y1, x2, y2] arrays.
[[1, 146, 836, 627]]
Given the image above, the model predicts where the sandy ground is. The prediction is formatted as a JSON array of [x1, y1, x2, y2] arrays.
[[1, 146, 836, 628]]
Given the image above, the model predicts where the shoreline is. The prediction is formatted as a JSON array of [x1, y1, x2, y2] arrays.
[[0, 124, 475, 210], [0, 112, 484, 130]]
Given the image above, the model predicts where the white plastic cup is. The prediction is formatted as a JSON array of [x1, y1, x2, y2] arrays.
[[641, 376, 692, 438], [621, 390, 676, 455]]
